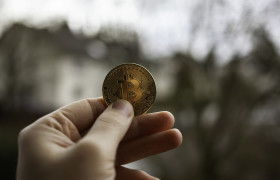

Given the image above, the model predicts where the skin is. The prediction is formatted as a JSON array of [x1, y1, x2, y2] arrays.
[[17, 98, 183, 180]]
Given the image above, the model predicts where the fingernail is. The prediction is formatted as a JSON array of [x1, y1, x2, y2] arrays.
[[112, 100, 133, 117]]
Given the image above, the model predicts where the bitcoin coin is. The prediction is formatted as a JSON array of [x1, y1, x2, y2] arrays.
[[102, 63, 156, 116]]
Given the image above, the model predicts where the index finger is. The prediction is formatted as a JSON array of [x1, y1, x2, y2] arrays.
[[53, 97, 107, 132]]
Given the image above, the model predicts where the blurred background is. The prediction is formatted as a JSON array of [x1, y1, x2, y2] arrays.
[[1, 0, 280, 179]]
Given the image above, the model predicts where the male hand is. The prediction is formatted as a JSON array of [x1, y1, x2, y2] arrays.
[[17, 98, 182, 180]]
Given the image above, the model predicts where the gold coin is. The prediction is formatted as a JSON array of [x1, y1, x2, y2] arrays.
[[102, 63, 156, 116]]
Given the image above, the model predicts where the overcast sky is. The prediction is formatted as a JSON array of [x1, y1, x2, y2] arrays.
[[1, 0, 280, 63]]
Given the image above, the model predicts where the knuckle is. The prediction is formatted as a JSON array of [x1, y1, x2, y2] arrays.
[[18, 128, 26, 143], [58, 108, 75, 122], [49, 111, 76, 136], [18, 126, 31, 145], [167, 129, 183, 148], [162, 111, 175, 121], [161, 111, 175, 125]]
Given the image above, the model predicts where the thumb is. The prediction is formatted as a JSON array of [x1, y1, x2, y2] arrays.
[[83, 99, 134, 154]]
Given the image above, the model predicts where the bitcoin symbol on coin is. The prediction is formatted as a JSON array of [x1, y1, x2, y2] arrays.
[[118, 73, 142, 102], [102, 63, 156, 116]]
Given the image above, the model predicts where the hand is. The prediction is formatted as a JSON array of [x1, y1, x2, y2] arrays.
[[17, 98, 182, 180]]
